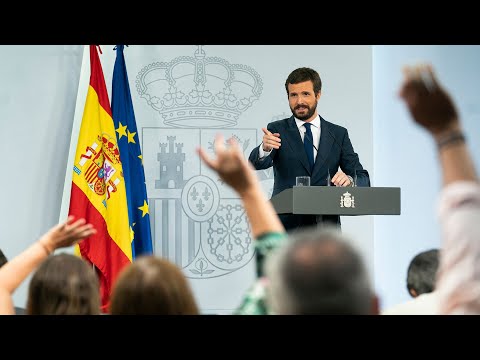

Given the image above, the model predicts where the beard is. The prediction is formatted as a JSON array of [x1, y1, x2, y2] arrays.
[[290, 100, 317, 121]]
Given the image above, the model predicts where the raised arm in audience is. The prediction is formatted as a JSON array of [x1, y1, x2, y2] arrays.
[[0, 216, 96, 314], [399, 64, 477, 185], [197, 134, 284, 237], [399, 64, 480, 315]]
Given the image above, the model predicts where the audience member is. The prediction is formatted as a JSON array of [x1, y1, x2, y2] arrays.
[[233, 277, 270, 315], [110, 256, 199, 315], [0, 249, 26, 314], [26, 253, 100, 315], [406, 249, 439, 297], [399, 64, 480, 314], [0, 249, 7, 268], [266, 226, 378, 315], [0, 216, 97, 315], [198, 135, 285, 314], [382, 249, 439, 315]]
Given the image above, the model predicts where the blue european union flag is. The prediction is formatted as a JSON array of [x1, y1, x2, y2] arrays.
[[111, 45, 153, 258]]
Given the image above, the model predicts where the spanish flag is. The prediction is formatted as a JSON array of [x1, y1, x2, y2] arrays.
[[69, 45, 132, 313]]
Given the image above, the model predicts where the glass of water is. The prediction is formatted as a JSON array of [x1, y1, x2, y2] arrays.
[[296, 176, 311, 187]]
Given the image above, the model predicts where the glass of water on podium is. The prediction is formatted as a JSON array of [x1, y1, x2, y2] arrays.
[[296, 176, 311, 187]]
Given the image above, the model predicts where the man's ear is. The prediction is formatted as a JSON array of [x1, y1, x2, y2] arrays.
[[316, 91, 322, 101], [409, 288, 418, 298]]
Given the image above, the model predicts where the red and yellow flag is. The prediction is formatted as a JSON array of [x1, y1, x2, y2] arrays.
[[69, 45, 132, 313]]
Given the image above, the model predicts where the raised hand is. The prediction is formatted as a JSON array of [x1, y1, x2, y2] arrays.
[[262, 127, 281, 151], [38, 216, 97, 253], [399, 64, 459, 136], [197, 134, 258, 195]]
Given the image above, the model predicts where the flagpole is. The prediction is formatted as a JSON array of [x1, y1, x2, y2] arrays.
[[58, 45, 89, 254]]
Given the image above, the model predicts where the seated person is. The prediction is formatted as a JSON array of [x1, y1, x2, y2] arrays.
[[110, 256, 200, 315], [0, 216, 97, 315], [383, 249, 439, 315]]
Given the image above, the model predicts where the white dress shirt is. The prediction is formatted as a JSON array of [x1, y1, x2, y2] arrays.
[[259, 115, 321, 160], [382, 292, 438, 315], [436, 181, 480, 314]]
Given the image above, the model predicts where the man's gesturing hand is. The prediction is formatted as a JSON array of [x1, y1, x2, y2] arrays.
[[262, 128, 281, 152]]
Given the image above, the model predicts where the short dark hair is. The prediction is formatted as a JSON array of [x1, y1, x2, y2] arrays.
[[0, 249, 7, 268], [285, 67, 322, 95], [406, 249, 440, 296], [266, 227, 373, 315]]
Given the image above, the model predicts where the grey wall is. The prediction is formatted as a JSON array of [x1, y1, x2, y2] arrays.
[[0, 45, 84, 308]]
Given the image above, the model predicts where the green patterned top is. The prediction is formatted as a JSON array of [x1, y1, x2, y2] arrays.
[[233, 231, 288, 315]]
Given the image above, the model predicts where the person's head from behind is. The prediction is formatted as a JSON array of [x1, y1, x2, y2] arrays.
[[406, 249, 439, 298], [110, 256, 199, 315], [265, 226, 378, 315], [0, 249, 7, 268], [285, 67, 322, 122], [26, 253, 100, 315]]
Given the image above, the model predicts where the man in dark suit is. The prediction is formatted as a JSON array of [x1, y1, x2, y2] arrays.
[[249, 67, 370, 231]]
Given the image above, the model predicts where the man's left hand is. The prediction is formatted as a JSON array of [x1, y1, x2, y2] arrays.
[[330, 171, 352, 187]]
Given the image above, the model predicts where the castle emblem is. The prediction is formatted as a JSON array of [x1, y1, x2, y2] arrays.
[[340, 192, 355, 208]]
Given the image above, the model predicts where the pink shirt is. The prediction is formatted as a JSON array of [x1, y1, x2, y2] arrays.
[[436, 181, 480, 315]]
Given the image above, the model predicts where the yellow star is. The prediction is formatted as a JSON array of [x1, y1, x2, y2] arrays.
[[116, 122, 127, 139], [138, 200, 149, 217], [127, 130, 137, 144], [138, 154, 143, 165], [129, 225, 135, 242]]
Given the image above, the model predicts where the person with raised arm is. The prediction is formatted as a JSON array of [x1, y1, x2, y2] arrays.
[[399, 64, 480, 314], [0, 216, 96, 314]]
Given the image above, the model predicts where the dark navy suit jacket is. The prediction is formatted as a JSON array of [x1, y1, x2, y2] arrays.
[[249, 116, 370, 231]]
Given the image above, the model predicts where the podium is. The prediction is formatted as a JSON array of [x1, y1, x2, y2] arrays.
[[270, 186, 401, 216]]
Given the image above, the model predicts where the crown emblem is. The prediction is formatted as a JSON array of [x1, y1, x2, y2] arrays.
[[100, 134, 121, 165], [135, 45, 263, 128]]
